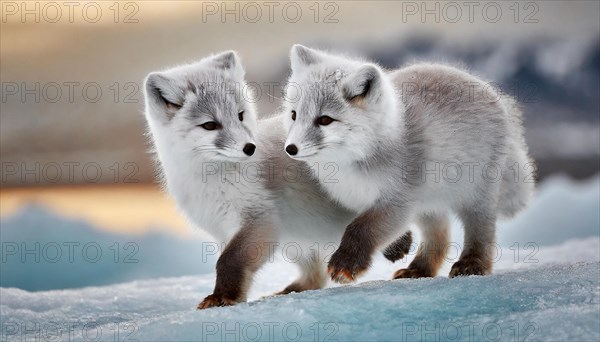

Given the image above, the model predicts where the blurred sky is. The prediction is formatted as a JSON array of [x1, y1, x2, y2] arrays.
[[1, 1, 599, 234]]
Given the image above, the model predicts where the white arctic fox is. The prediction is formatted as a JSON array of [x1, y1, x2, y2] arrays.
[[144, 51, 413, 308], [284, 45, 535, 282]]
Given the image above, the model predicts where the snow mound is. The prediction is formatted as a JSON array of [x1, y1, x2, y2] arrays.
[[2, 262, 599, 341]]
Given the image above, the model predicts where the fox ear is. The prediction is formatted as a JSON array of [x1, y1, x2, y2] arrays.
[[211, 50, 244, 79], [290, 44, 320, 71], [144, 72, 184, 122], [342, 64, 381, 106]]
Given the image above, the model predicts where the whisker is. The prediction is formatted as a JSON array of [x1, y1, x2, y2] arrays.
[[192, 146, 220, 153], [266, 92, 283, 101]]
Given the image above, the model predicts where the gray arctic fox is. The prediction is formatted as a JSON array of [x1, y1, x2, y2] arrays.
[[284, 45, 535, 282]]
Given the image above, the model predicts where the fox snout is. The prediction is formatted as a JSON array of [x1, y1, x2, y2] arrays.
[[214, 126, 257, 160], [284, 125, 319, 159], [223, 140, 256, 159]]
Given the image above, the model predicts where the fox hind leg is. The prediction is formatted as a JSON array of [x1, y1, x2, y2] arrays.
[[449, 205, 496, 277], [393, 213, 450, 279], [383, 231, 413, 262], [276, 251, 327, 295]]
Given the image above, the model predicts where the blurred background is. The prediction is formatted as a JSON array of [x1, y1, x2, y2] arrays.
[[1, 1, 599, 292]]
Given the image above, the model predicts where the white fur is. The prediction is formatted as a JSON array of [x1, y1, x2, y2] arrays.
[[144, 52, 269, 244]]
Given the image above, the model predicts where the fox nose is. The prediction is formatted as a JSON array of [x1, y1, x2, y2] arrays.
[[285, 144, 298, 156], [243, 143, 256, 156]]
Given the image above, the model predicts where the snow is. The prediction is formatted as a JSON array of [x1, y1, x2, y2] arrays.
[[1, 175, 599, 341], [1, 261, 599, 341]]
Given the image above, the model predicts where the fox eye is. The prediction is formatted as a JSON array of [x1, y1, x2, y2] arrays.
[[316, 116, 334, 126], [238, 111, 244, 121], [199, 122, 219, 131], [291, 110, 296, 121]]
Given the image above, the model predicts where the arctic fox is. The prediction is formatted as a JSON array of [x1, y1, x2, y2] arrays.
[[284, 45, 535, 282], [144, 51, 412, 308]]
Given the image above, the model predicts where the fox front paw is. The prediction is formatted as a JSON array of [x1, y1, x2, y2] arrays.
[[449, 256, 491, 278], [327, 248, 371, 284], [197, 294, 238, 310]]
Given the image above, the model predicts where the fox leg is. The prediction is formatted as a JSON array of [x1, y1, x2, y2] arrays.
[[328, 204, 408, 283], [198, 215, 276, 309], [449, 204, 496, 277], [393, 213, 449, 279], [277, 251, 327, 295], [383, 231, 413, 262]]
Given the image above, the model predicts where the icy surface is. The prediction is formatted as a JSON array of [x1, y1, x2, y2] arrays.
[[1, 262, 599, 341], [1, 176, 599, 340]]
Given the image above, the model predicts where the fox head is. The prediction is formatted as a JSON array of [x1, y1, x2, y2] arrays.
[[144, 51, 257, 162], [283, 45, 400, 164]]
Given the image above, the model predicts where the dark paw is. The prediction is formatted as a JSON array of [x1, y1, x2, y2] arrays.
[[393, 268, 432, 279], [449, 257, 491, 278], [327, 248, 371, 284], [383, 231, 413, 262], [197, 294, 238, 310]]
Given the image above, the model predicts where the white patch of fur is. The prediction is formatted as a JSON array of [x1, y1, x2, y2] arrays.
[[314, 161, 381, 212]]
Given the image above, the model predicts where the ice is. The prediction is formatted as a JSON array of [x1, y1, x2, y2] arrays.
[[496, 175, 600, 246], [0, 206, 213, 291], [1, 261, 599, 341]]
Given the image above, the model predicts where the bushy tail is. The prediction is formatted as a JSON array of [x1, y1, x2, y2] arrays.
[[497, 96, 536, 219]]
